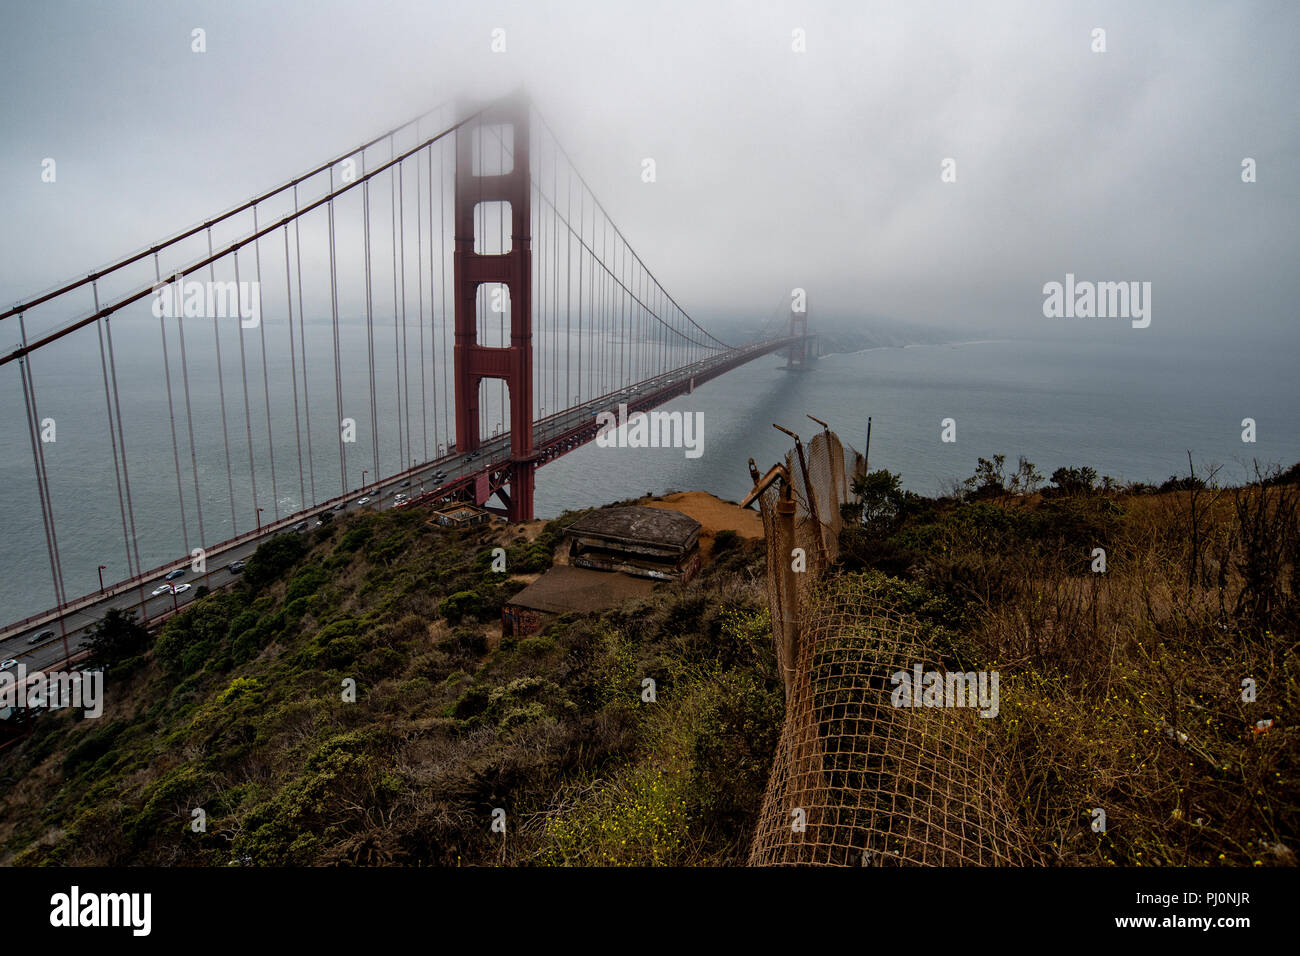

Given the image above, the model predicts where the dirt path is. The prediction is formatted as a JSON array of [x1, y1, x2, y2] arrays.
[[640, 491, 763, 558]]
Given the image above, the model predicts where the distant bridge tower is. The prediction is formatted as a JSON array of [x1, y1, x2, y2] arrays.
[[786, 301, 812, 369], [453, 92, 536, 521]]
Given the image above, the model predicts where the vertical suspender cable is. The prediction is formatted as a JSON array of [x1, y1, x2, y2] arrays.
[[154, 254, 190, 552], [327, 166, 347, 494], [102, 309, 144, 579], [434, 137, 444, 460], [207, 228, 239, 532], [576, 187, 584, 405], [603, 217, 613, 395], [498, 129, 505, 434], [398, 156, 411, 468], [658, 286, 665, 378], [439, 128, 450, 450], [589, 191, 596, 401], [364, 165, 381, 481], [564, 160, 572, 411], [293, 184, 317, 504], [606, 219, 614, 395], [618, 238, 625, 390], [283, 224, 307, 510], [253, 207, 280, 519], [391, 137, 404, 472], [416, 145, 428, 462], [233, 249, 260, 523], [637, 260, 644, 379], [620, 237, 628, 390], [174, 277, 206, 545], [17, 315, 67, 618], [93, 284, 133, 578], [552, 138, 560, 419]]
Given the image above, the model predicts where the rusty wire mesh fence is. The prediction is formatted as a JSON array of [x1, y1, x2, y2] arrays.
[[755, 430, 864, 680], [748, 429, 1032, 866]]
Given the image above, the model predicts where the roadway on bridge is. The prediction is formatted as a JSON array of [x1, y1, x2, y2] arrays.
[[0, 352, 753, 672]]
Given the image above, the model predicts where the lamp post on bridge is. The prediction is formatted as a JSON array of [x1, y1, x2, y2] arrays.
[[362, 470, 368, 492], [97, 564, 107, 595]]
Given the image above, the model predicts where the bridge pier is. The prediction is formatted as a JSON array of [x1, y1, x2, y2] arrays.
[[508, 459, 535, 522], [453, 91, 536, 521]]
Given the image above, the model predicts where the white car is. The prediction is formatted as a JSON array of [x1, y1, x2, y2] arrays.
[[356, 496, 371, 505], [151, 584, 172, 596], [0, 659, 17, 672], [170, 583, 192, 595]]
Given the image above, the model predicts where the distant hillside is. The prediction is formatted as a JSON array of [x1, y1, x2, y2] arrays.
[[713, 313, 958, 355], [813, 319, 954, 356]]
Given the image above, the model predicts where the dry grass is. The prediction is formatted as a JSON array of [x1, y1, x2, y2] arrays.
[[959, 485, 1296, 864]]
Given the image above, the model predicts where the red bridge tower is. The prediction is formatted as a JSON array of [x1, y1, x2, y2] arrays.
[[453, 93, 536, 521]]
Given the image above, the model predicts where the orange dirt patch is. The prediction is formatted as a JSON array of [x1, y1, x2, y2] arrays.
[[641, 491, 763, 560], [500, 519, 547, 543]]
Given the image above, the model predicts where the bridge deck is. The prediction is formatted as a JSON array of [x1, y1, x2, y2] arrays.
[[0, 336, 802, 666]]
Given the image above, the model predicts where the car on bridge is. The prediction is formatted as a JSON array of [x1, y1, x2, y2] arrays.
[[1, 659, 17, 672], [164, 569, 186, 581], [332, 502, 346, 511], [355, 496, 371, 506], [28, 629, 54, 645], [227, 560, 246, 574], [291, 521, 309, 532], [151, 583, 173, 596], [170, 583, 191, 595]]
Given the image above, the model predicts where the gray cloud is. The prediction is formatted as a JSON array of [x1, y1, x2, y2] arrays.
[[2, 0, 1297, 343]]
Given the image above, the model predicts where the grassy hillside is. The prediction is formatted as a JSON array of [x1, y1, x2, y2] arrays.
[[0, 503, 780, 866], [838, 459, 1299, 865], [2, 458, 1296, 867]]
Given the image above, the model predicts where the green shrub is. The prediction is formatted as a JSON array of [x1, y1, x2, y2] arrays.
[[243, 533, 309, 590]]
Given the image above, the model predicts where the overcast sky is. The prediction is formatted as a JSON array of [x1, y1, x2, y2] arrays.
[[2, 0, 1297, 345]]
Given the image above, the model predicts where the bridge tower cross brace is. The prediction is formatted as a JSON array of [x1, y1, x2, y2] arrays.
[[453, 93, 535, 521]]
